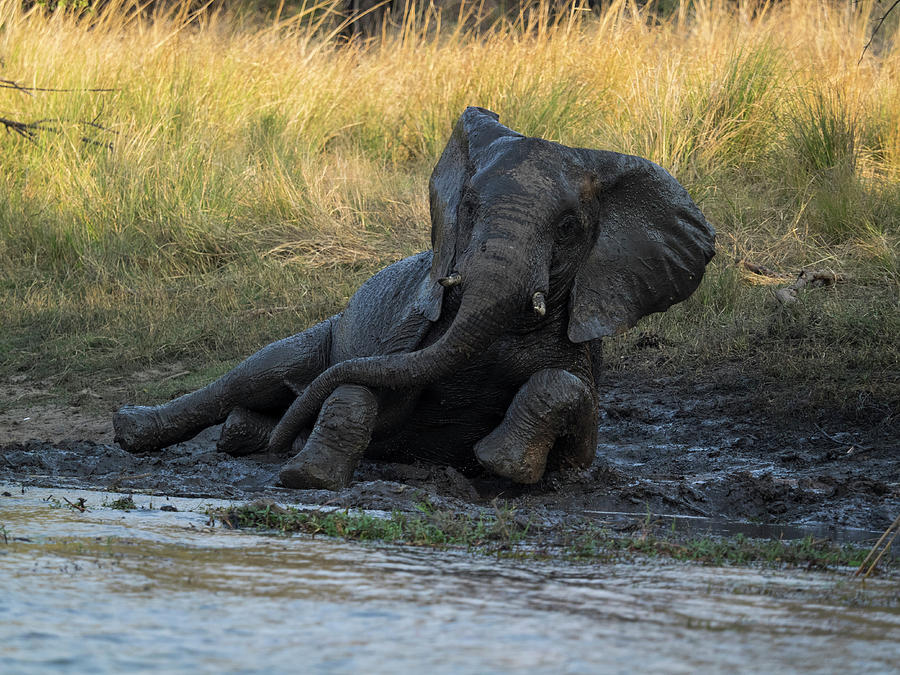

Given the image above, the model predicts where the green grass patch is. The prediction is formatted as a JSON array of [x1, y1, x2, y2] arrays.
[[565, 527, 873, 569], [104, 495, 137, 510], [209, 501, 888, 571], [211, 500, 530, 550]]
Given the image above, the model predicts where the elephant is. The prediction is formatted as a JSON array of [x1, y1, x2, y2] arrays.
[[113, 107, 716, 490]]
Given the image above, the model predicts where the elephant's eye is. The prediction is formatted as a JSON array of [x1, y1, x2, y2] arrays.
[[555, 213, 581, 242]]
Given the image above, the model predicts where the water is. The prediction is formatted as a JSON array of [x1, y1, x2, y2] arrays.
[[2, 486, 899, 674]]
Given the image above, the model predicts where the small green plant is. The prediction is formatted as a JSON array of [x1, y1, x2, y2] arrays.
[[41, 495, 88, 511], [105, 495, 136, 510], [43, 495, 64, 509]]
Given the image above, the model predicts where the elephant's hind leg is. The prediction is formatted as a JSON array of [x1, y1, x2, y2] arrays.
[[217, 408, 278, 457], [114, 318, 335, 453], [279, 384, 378, 490], [474, 369, 596, 484]]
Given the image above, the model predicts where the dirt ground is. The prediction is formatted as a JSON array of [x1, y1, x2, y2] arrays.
[[1, 366, 898, 540]]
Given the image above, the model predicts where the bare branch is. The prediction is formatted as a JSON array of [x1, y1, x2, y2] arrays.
[[859, 0, 900, 65], [0, 77, 115, 94], [1, 115, 116, 148], [739, 260, 791, 279], [1, 115, 40, 141], [1, 74, 116, 147]]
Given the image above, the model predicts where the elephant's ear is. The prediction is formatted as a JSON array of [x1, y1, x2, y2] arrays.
[[417, 106, 522, 321], [567, 150, 716, 343]]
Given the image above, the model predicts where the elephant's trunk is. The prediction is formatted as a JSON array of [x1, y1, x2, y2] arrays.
[[267, 237, 534, 452]]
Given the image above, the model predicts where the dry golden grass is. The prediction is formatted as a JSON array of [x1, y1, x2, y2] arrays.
[[0, 0, 897, 416]]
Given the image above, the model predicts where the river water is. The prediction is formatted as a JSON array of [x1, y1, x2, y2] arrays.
[[2, 485, 898, 673]]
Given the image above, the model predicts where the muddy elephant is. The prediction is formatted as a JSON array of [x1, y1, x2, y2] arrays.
[[114, 107, 715, 489]]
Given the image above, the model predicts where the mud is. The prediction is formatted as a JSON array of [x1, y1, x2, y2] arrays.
[[2, 368, 897, 539]]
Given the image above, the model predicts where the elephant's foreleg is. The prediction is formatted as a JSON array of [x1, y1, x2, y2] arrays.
[[113, 317, 336, 453], [474, 369, 596, 484], [278, 384, 378, 490]]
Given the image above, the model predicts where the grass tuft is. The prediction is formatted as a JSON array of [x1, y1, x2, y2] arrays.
[[104, 495, 137, 510]]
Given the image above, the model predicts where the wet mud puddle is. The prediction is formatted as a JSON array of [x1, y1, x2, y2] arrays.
[[2, 486, 899, 673]]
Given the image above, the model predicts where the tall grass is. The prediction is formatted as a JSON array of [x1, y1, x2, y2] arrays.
[[1, 0, 897, 417]]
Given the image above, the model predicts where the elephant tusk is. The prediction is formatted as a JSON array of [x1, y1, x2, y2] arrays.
[[438, 272, 462, 288], [532, 291, 546, 317]]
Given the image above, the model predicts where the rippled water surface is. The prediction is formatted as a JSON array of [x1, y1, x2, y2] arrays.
[[2, 485, 898, 673]]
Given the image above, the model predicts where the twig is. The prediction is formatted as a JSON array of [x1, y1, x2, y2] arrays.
[[0, 78, 35, 97], [107, 471, 153, 491], [815, 424, 874, 456], [815, 423, 849, 446], [0, 78, 115, 94], [855, 513, 900, 579], [739, 260, 791, 279], [2, 74, 117, 147], [1, 115, 115, 148], [1, 115, 41, 140], [62, 497, 87, 512], [859, 0, 900, 65], [243, 305, 301, 317]]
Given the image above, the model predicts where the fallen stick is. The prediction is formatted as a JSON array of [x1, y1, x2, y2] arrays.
[[62, 496, 87, 512], [242, 306, 300, 317], [739, 260, 791, 279], [815, 423, 848, 446], [106, 471, 153, 491], [844, 445, 877, 458]]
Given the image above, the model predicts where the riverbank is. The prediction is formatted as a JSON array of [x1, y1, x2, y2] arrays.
[[3, 363, 897, 571]]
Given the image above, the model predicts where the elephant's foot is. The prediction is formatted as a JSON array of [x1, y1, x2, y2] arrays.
[[217, 408, 275, 457], [474, 368, 596, 484], [278, 442, 361, 491], [474, 429, 551, 484], [113, 405, 166, 453], [278, 384, 378, 491]]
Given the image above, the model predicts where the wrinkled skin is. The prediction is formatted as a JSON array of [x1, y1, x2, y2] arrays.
[[114, 107, 716, 490]]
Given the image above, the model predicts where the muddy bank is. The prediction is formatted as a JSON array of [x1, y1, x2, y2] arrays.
[[2, 369, 897, 537]]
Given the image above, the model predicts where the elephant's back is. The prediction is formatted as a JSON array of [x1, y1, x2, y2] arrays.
[[331, 251, 434, 362]]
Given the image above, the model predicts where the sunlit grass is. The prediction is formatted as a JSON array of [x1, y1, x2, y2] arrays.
[[1, 0, 897, 416]]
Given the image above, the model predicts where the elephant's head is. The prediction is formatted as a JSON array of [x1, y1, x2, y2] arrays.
[[418, 106, 716, 345], [268, 107, 715, 450]]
